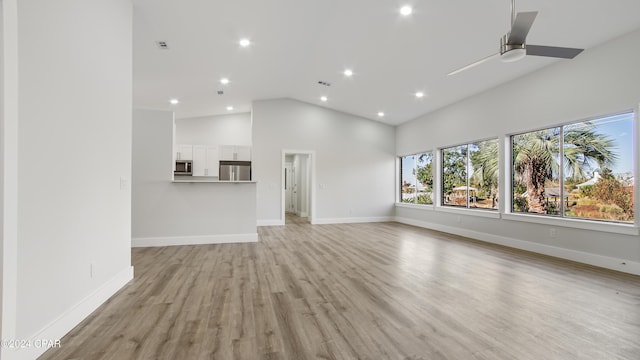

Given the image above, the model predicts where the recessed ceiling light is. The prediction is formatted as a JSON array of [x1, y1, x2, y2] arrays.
[[169, 99, 179, 105], [320, 96, 328, 102], [239, 38, 251, 47], [220, 78, 230, 85], [415, 91, 425, 98], [377, 112, 385, 117], [344, 69, 353, 77], [226, 106, 234, 111], [400, 5, 413, 16]]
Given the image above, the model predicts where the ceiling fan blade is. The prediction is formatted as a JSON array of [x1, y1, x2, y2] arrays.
[[448, 53, 500, 76], [526, 45, 584, 59], [507, 11, 538, 44]]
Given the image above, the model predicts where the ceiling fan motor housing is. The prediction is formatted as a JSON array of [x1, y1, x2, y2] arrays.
[[500, 34, 526, 62]]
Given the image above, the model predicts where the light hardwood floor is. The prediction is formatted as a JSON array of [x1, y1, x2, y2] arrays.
[[285, 212, 309, 225], [41, 222, 640, 359]]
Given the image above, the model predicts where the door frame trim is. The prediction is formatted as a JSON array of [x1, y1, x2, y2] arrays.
[[281, 150, 315, 224]]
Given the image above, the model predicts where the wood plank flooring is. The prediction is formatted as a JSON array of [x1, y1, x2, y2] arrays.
[[41, 221, 640, 359], [285, 212, 309, 225]]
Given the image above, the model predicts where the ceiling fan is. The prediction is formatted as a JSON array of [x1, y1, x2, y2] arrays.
[[448, 0, 584, 76]]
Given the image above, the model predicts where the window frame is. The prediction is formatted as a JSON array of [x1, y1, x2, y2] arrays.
[[398, 151, 434, 207], [508, 111, 636, 224], [395, 108, 639, 235], [504, 109, 638, 232], [439, 137, 500, 212]]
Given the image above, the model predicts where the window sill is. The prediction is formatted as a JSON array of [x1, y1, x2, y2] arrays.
[[436, 206, 501, 219], [396, 203, 501, 218], [395, 203, 638, 234], [395, 202, 435, 210], [502, 213, 639, 235]]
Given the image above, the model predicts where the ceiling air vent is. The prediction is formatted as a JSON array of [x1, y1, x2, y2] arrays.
[[156, 41, 169, 50], [217, 90, 224, 95], [317, 81, 331, 87]]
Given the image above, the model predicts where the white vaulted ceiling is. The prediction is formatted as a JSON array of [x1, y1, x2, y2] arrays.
[[132, 0, 640, 125]]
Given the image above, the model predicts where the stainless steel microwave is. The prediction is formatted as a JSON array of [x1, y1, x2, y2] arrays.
[[174, 160, 193, 176]]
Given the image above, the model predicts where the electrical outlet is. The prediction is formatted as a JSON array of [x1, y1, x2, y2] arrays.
[[549, 229, 556, 238], [456, 216, 461, 223], [120, 176, 128, 190]]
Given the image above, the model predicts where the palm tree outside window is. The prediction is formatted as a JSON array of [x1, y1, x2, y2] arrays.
[[511, 112, 634, 223], [442, 139, 499, 210]]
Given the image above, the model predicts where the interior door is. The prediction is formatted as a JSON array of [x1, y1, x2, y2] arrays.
[[284, 163, 296, 213]]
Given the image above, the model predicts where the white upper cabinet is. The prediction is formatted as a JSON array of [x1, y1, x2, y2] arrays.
[[219, 145, 234, 160], [220, 145, 252, 161], [205, 146, 220, 177], [193, 145, 220, 177], [192, 146, 206, 176], [176, 144, 193, 160]]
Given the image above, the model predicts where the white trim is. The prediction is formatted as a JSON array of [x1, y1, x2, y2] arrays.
[[395, 157, 400, 203], [436, 205, 501, 219], [257, 219, 285, 227], [502, 212, 639, 236], [312, 216, 393, 225], [395, 202, 435, 210], [394, 216, 640, 276], [500, 134, 509, 215], [433, 150, 443, 206], [634, 106, 639, 228], [281, 150, 316, 225], [13, 266, 134, 360], [131, 233, 258, 247]]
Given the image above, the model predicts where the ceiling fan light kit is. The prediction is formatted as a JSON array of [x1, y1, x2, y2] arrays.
[[448, 0, 584, 75]]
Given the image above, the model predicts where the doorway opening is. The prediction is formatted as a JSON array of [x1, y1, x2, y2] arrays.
[[281, 150, 315, 225]]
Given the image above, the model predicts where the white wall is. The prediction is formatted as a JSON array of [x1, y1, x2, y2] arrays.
[[253, 98, 396, 225], [132, 109, 257, 246], [6, 1, 134, 357], [0, 0, 8, 342], [1, 0, 20, 349], [175, 112, 252, 146], [395, 28, 640, 274]]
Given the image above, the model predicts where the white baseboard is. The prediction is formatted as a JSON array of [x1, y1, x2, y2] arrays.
[[257, 216, 392, 226], [394, 216, 640, 276], [132, 233, 258, 247], [257, 219, 285, 226], [15, 266, 134, 360], [312, 216, 393, 225]]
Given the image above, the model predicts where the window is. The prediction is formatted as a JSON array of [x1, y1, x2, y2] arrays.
[[511, 112, 634, 223], [442, 139, 499, 210], [400, 152, 433, 204]]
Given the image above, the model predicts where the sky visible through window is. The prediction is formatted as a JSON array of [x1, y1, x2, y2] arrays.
[[582, 113, 634, 176], [401, 156, 416, 185]]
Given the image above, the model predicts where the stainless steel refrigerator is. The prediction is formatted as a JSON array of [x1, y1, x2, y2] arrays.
[[219, 161, 251, 181]]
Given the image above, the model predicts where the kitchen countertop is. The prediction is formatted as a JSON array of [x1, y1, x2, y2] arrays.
[[172, 176, 256, 183]]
